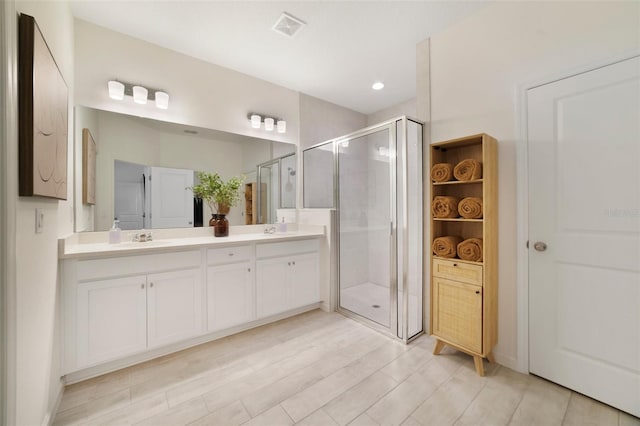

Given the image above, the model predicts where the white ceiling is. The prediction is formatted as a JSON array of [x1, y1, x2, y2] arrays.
[[70, 1, 487, 115]]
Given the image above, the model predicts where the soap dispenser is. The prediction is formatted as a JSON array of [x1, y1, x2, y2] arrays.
[[277, 216, 287, 233], [109, 219, 121, 244]]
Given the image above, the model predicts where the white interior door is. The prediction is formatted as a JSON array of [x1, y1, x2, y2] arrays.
[[528, 56, 640, 417], [114, 160, 145, 230], [150, 166, 194, 229]]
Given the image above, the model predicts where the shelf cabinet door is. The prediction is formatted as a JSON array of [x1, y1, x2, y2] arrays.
[[432, 277, 483, 353], [207, 262, 254, 331], [147, 268, 203, 349], [256, 258, 290, 318], [77, 275, 147, 368], [290, 253, 320, 308]]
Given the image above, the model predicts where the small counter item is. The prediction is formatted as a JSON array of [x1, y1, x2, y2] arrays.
[[108, 220, 121, 244], [277, 217, 288, 233]]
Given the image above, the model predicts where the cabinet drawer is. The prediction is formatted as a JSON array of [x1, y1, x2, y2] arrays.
[[77, 251, 201, 281], [256, 238, 319, 259], [207, 245, 252, 264], [432, 258, 483, 286]]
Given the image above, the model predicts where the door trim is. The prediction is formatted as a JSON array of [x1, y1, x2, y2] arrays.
[[515, 50, 640, 374], [1, 0, 18, 423]]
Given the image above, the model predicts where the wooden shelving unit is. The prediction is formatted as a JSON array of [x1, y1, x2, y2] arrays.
[[429, 133, 498, 376], [244, 182, 266, 225]]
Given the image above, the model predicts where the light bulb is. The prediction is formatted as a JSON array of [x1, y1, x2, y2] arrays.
[[108, 81, 124, 100], [133, 86, 148, 104], [251, 114, 261, 129], [372, 81, 384, 90], [277, 120, 286, 133], [155, 91, 169, 109], [265, 117, 275, 131]]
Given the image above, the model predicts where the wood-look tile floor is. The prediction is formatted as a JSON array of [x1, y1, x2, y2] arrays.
[[54, 310, 639, 426]]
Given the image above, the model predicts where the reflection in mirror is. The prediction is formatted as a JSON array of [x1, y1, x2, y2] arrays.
[[74, 106, 296, 232], [303, 141, 335, 208]]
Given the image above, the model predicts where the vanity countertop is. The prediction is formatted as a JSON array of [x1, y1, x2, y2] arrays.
[[59, 225, 324, 259]]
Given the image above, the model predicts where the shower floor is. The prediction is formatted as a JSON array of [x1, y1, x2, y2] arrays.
[[340, 282, 390, 326], [340, 282, 422, 336]]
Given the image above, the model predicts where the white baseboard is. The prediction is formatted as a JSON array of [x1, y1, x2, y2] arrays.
[[41, 379, 64, 426], [494, 351, 521, 372]]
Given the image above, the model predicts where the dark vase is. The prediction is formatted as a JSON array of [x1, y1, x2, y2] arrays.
[[209, 214, 217, 228], [214, 214, 229, 237]]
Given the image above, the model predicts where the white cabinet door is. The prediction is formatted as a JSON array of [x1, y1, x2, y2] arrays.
[[256, 258, 290, 318], [147, 268, 202, 349], [150, 166, 194, 229], [290, 253, 320, 308], [77, 275, 147, 368], [207, 262, 254, 331]]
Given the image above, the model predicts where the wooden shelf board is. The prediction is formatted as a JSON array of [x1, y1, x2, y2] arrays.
[[432, 179, 483, 186], [433, 218, 483, 222], [432, 256, 483, 266]]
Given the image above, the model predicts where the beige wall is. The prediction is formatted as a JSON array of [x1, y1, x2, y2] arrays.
[[299, 93, 367, 150], [366, 98, 416, 126], [75, 19, 300, 146], [11, 1, 75, 424], [426, 0, 640, 369]]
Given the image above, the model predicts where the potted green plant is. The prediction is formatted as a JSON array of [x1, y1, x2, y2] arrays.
[[190, 172, 245, 236]]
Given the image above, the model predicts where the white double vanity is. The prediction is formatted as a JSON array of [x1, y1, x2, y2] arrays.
[[59, 226, 325, 382]]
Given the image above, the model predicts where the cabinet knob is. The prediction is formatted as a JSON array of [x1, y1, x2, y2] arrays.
[[150, 282, 154, 288], [475, 290, 480, 294], [141, 284, 145, 289], [228, 253, 234, 257], [247, 268, 251, 272], [292, 261, 296, 266], [288, 262, 291, 266], [453, 263, 458, 267]]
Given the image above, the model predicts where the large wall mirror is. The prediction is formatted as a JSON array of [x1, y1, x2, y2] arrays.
[[74, 106, 296, 232]]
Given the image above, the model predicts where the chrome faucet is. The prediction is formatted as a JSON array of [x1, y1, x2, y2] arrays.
[[132, 230, 153, 242], [264, 224, 276, 234]]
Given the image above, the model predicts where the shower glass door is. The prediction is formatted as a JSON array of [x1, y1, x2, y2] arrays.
[[338, 126, 395, 328]]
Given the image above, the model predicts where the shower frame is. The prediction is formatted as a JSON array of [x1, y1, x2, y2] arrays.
[[256, 152, 296, 224], [303, 116, 424, 344]]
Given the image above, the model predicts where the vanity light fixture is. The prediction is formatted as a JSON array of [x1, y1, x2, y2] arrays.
[[247, 113, 287, 134], [107, 80, 170, 109], [372, 81, 385, 90]]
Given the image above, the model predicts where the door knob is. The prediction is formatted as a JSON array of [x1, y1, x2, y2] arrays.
[[533, 242, 547, 252]]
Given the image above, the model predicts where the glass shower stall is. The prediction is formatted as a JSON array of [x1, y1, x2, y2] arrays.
[[303, 117, 423, 342]]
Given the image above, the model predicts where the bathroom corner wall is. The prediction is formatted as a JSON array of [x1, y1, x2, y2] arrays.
[[424, 0, 639, 370], [9, 1, 76, 424]]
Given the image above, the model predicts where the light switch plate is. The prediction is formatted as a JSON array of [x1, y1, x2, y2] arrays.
[[35, 208, 44, 233]]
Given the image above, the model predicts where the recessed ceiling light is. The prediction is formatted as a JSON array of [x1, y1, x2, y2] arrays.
[[372, 82, 384, 90]]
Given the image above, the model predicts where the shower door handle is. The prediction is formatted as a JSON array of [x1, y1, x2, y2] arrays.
[[390, 221, 393, 236]]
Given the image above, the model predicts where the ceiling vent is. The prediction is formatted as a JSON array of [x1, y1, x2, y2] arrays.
[[272, 12, 306, 38]]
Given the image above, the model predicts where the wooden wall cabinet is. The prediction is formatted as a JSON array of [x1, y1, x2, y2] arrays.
[[429, 133, 498, 376]]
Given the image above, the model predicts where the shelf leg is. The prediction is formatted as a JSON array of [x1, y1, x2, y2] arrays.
[[433, 339, 446, 355], [473, 355, 485, 376], [486, 352, 495, 364]]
